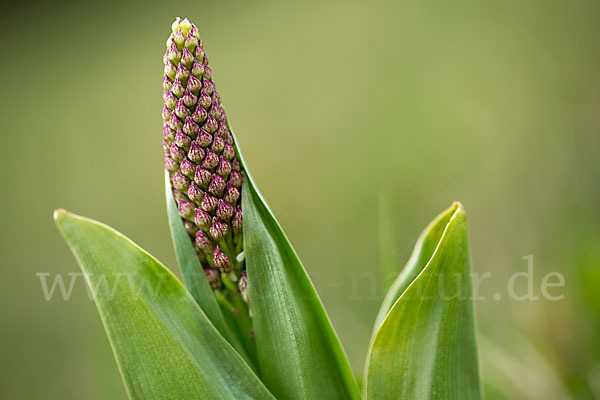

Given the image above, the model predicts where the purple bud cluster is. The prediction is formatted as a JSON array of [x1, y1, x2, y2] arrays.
[[163, 18, 246, 293]]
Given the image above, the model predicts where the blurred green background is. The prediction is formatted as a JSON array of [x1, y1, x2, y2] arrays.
[[1, 0, 599, 398]]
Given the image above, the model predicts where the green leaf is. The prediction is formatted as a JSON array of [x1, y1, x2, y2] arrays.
[[365, 202, 482, 400], [241, 175, 361, 400], [54, 209, 274, 400], [222, 122, 359, 399], [164, 172, 255, 369], [373, 202, 457, 329]]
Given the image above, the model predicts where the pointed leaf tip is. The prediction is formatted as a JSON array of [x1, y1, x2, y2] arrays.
[[373, 202, 464, 328], [366, 202, 481, 400], [55, 211, 274, 399], [53, 208, 67, 221]]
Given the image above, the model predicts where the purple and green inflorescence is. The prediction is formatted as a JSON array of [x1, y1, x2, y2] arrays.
[[162, 18, 248, 304]]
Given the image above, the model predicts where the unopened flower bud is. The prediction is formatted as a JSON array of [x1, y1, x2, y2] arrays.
[[172, 189, 189, 203], [194, 167, 212, 188], [163, 75, 173, 91], [194, 208, 212, 229], [202, 149, 219, 170], [167, 42, 182, 64], [209, 217, 228, 240], [177, 200, 195, 219], [191, 103, 207, 124], [183, 220, 198, 235], [164, 90, 177, 109], [216, 158, 232, 178], [164, 155, 178, 172], [175, 63, 190, 84], [169, 112, 183, 130], [183, 117, 199, 138], [223, 184, 240, 205], [229, 170, 243, 188], [197, 129, 213, 147], [188, 24, 200, 43], [174, 130, 191, 150], [208, 174, 226, 197], [193, 45, 205, 63], [201, 193, 218, 213], [232, 205, 243, 234], [188, 182, 203, 203], [213, 90, 222, 106], [188, 142, 205, 163], [204, 267, 221, 290], [175, 99, 191, 119], [164, 61, 176, 80], [182, 89, 197, 109], [195, 230, 213, 252], [199, 91, 212, 110], [173, 29, 185, 49], [191, 60, 204, 79], [163, 124, 175, 141], [170, 142, 185, 162], [204, 66, 213, 82], [203, 80, 215, 97], [213, 246, 232, 273], [162, 104, 172, 121], [222, 143, 235, 161], [188, 75, 202, 95], [185, 33, 199, 52], [216, 121, 229, 140], [210, 103, 224, 121], [216, 200, 234, 221], [236, 251, 245, 263], [180, 158, 196, 178], [172, 17, 192, 38], [171, 78, 185, 98], [172, 171, 190, 191], [181, 47, 194, 68], [211, 134, 224, 154]]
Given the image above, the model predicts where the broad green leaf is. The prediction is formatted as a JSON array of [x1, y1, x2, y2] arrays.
[[54, 209, 274, 400], [241, 177, 360, 400], [164, 171, 255, 369], [365, 202, 482, 400], [229, 123, 359, 400]]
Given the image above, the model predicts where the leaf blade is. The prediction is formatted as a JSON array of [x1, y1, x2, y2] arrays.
[[242, 178, 360, 400], [55, 209, 273, 400], [366, 203, 482, 400]]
